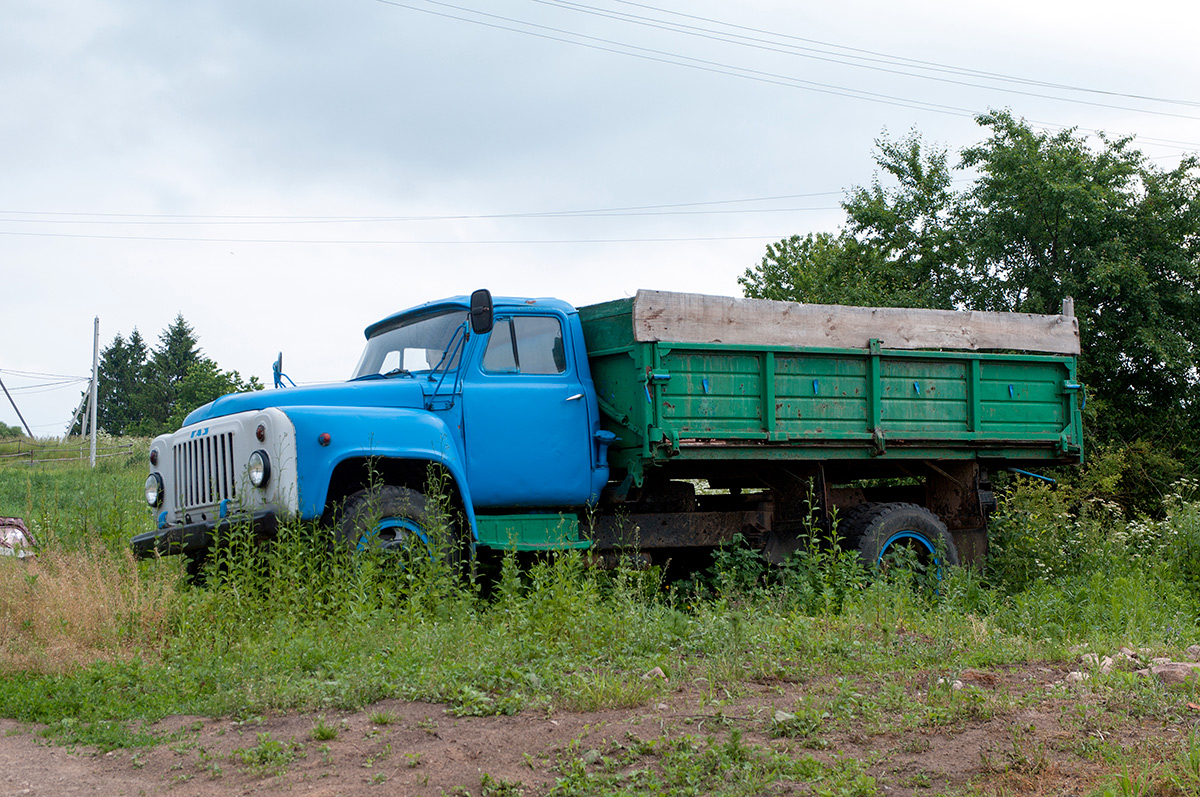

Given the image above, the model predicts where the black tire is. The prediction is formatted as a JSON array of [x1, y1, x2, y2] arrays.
[[853, 502, 959, 573], [837, 502, 884, 546], [337, 485, 460, 564]]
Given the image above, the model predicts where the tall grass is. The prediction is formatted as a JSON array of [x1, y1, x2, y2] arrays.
[[0, 438, 151, 551], [0, 440, 179, 674], [0, 546, 179, 673], [2, 452, 1200, 757], [985, 478, 1200, 649]]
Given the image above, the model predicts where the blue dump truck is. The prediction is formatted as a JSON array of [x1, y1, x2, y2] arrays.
[[133, 289, 1083, 570]]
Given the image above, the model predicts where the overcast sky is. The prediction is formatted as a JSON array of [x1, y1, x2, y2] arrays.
[[3, 0, 1198, 436]]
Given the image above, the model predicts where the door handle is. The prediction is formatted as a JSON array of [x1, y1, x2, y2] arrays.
[[566, 393, 584, 401]]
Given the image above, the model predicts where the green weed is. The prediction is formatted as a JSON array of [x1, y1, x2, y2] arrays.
[[481, 772, 526, 796], [310, 715, 338, 741], [368, 708, 395, 725], [234, 731, 301, 775], [550, 729, 878, 796]]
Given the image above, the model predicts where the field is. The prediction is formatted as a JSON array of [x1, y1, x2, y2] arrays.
[[3, 439, 1200, 796]]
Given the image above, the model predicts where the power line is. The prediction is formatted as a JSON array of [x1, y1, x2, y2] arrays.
[[0, 190, 846, 221], [0, 229, 790, 244], [0, 204, 842, 226], [29, 422, 75, 431], [378, 0, 1200, 122], [9, 379, 89, 390], [531, 0, 1200, 119], [0, 141, 1191, 241], [383, 0, 1200, 150], [0, 192, 850, 236], [8, 382, 89, 395], [375, 0, 981, 117], [581, 0, 1200, 108], [0, 368, 90, 380]]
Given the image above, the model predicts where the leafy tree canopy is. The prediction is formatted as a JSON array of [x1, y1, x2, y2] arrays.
[[165, 360, 263, 431], [741, 110, 1200, 499]]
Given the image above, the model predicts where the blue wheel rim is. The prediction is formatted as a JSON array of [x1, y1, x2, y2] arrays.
[[358, 517, 430, 553], [878, 530, 944, 581]]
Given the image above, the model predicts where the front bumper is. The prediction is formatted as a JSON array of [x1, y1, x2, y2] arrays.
[[131, 512, 280, 558]]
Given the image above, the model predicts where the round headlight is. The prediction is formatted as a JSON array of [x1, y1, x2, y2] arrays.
[[144, 473, 163, 507], [248, 450, 271, 488]]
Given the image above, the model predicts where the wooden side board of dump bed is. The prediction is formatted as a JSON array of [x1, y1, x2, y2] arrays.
[[627, 290, 1080, 355]]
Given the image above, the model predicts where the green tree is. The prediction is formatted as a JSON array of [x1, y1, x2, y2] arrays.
[[741, 232, 892, 306], [743, 110, 1200, 499], [93, 328, 150, 435], [165, 359, 263, 431], [839, 130, 971, 308], [740, 229, 957, 310], [958, 111, 1200, 438], [741, 132, 968, 310], [82, 315, 262, 437], [151, 314, 202, 388], [130, 314, 203, 433]]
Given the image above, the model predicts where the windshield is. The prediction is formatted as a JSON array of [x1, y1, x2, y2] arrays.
[[352, 309, 466, 379]]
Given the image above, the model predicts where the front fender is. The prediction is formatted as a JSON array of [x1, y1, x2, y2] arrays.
[[282, 407, 479, 539]]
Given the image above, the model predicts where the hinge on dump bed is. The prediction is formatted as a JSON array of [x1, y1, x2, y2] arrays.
[[647, 426, 680, 458], [870, 427, 886, 456]]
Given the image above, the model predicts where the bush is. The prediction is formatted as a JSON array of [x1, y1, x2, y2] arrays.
[[985, 478, 1125, 594]]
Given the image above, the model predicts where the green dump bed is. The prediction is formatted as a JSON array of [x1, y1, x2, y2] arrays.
[[579, 291, 1083, 481]]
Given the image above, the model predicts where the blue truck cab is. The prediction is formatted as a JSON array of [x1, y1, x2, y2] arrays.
[[133, 290, 613, 561]]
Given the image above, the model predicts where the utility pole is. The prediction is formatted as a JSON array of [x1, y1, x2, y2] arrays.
[[0, 375, 34, 437], [89, 317, 99, 468], [66, 391, 88, 439]]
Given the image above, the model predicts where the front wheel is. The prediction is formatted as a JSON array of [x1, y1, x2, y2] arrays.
[[850, 502, 959, 575], [337, 485, 460, 565]]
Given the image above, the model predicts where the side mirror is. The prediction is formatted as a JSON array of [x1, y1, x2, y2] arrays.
[[272, 353, 295, 388], [469, 288, 494, 335]]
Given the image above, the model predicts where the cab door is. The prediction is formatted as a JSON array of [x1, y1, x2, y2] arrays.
[[461, 313, 594, 508]]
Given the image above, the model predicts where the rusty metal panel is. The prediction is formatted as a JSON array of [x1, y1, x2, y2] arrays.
[[587, 510, 770, 549]]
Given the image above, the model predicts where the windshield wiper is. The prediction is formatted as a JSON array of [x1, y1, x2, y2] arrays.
[[351, 368, 412, 382]]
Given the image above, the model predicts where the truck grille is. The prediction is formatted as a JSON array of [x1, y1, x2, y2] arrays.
[[174, 433, 237, 509]]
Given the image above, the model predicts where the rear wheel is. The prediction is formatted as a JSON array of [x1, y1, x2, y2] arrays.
[[850, 502, 959, 575], [337, 485, 460, 564], [837, 502, 882, 545]]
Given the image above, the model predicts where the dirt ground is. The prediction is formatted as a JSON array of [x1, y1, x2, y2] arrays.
[[0, 664, 1184, 797]]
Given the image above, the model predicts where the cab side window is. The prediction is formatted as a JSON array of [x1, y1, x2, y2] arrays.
[[482, 316, 566, 375]]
